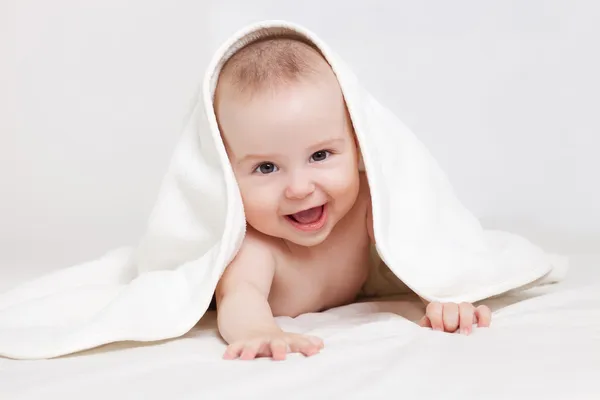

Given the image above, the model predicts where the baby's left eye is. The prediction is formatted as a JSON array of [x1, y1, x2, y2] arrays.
[[310, 150, 330, 162]]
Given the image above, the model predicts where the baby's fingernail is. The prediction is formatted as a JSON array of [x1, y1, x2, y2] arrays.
[[462, 328, 470, 335]]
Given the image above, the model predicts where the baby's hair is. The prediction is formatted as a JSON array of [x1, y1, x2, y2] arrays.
[[220, 34, 325, 95]]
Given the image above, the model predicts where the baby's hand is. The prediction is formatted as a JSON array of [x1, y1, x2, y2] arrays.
[[418, 302, 491, 335], [223, 331, 324, 361]]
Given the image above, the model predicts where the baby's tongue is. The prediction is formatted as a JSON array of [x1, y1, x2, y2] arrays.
[[291, 206, 323, 224]]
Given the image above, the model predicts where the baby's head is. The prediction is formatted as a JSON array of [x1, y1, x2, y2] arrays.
[[214, 35, 361, 247]]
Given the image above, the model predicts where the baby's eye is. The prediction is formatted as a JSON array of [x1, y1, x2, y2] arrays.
[[254, 162, 278, 174], [310, 150, 330, 162]]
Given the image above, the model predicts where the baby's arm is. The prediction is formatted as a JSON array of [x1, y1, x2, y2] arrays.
[[215, 236, 279, 344], [215, 235, 323, 360]]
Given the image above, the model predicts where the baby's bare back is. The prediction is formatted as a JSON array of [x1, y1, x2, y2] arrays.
[[266, 174, 373, 317]]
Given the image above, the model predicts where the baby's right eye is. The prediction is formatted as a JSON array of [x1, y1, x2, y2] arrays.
[[254, 162, 278, 174]]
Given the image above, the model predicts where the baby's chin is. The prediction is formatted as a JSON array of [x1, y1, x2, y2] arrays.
[[281, 231, 331, 248]]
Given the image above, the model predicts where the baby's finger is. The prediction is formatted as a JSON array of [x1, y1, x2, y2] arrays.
[[475, 305, 492, 327], [256, 341, 272, 358], [223, 342, 244, 360], [306, 335, 325, 349], [239, 340, 262, 360], [426, 302, 444, 331], [458, 302, 474, 335], [270, 339, 288, 361], [290, 338, 319, 357], [287, 339, 304, 354], [418, 315, 432, 328], [442, 303, 459, 333]]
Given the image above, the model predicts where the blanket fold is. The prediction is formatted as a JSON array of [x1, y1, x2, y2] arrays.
[[0, 20, 567, 359]]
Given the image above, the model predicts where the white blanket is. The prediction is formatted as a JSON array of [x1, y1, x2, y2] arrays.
[[0, 20, 567, 360], [1, 255, 598, 399]]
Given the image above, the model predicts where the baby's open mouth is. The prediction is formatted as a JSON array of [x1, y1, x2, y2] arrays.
[[286, 204, 326, 227]]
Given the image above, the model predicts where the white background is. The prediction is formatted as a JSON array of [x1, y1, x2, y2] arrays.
[[1, 0, 599, 275]]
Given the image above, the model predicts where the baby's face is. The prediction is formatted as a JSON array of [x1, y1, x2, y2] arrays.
[[216, 69, 360, 247]]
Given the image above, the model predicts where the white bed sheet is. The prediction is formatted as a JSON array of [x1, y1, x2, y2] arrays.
[[1, 254, 599, 400]]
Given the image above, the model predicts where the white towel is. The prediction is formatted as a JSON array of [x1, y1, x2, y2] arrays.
[[0, 20, 568, 360]]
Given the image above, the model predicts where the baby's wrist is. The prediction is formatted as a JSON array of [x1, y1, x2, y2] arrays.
[[220, 321, 282, 344]]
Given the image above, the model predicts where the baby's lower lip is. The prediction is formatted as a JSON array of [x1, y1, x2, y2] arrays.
[[285, 204, 328, 232]]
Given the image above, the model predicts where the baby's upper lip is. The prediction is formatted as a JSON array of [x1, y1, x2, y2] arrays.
[[284, 203, 326, 216]]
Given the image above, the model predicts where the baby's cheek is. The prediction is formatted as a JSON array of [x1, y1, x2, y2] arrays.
[[239, 184, 279, 219], [327, 169, 359, 197]]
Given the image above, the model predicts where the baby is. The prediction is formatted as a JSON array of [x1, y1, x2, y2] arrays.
[[213, 36, 491, 361]]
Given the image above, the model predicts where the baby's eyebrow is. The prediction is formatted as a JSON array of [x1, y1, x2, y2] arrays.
[[309, 138, 345, 150]]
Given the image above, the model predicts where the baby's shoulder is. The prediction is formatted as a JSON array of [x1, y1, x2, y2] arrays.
[[236, 226, 279, 261], [216, 227, 278, 293]]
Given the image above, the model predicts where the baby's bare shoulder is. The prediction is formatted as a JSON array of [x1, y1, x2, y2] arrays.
[[216, 228, 278, 296]]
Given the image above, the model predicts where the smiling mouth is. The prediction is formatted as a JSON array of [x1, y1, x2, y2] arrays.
[[285, 204, 327, 231]]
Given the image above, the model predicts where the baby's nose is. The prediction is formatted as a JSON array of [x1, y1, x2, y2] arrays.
[[284, 174, 316, 199]]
